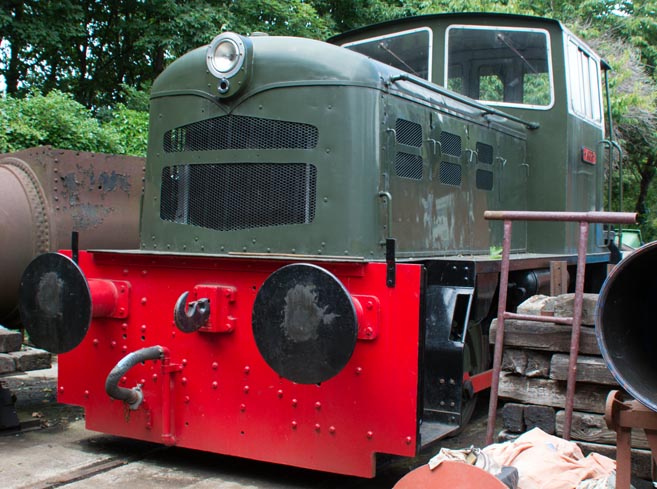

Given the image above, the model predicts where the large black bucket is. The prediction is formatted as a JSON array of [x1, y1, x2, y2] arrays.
[[596, 240, 657, 412]]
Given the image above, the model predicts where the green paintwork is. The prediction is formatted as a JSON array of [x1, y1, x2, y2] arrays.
[[142, 13, 605, 261]]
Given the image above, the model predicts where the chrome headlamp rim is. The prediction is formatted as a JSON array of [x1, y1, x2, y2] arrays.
[[206, 33, 245, 79]]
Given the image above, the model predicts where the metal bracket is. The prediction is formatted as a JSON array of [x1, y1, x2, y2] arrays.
[[353, 295, 381, 340], [71, 231, 79, 264], [194, 284, 238, 333], [465, 148, 478, 164], [386, 238, 396, 288], [426, 138, 441, 156]]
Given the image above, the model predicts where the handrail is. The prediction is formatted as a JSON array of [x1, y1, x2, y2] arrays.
[[388, 73, 540, 130], [484, 210, 636, 445]]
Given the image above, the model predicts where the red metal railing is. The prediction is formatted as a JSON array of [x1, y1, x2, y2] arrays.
[[484, 211, 636, 446]]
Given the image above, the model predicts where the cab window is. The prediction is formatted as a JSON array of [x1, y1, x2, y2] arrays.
[[343, 28, 432, 81], [567, 39, 602, 122], [447, 26, 553, 108]]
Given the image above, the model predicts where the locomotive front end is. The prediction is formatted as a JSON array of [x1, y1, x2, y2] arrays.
[[19, 33, 425, 477], [19, 11, 609, 478]]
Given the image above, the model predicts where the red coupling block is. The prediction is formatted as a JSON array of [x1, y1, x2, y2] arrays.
[[193, 284, 238, 333]]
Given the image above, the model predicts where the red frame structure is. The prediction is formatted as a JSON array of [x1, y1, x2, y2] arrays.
[[58, 251, 423, 477]]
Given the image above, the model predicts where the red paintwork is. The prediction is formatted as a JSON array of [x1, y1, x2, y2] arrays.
[[581, 146, 597, 165], [58, 251, 423, 477], [88, 279, 130, 319], [467, 369, 493, 394]]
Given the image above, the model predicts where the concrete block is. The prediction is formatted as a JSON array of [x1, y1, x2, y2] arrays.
[[524, 404, 556, 434], [517, 295, 555, 316], [0, 326, 22, 353], [0, 354, 15, 374], [10, 347, 51, 371], [502, 403, 525, 433], [552, 293, 598, 325]]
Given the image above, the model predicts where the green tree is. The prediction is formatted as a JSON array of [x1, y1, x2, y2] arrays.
[[0, 1, 233, 107]]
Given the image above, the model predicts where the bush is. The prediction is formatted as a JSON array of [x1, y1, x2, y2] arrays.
[[0, 90, 148, 157]]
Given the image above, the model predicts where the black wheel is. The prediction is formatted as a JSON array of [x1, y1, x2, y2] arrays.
[[448, 321, 485, 436]]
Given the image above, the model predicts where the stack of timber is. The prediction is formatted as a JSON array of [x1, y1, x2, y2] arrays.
[[0, 326, 52, 429], [0, 326, 51, 376], [490, 294, 653, 479]]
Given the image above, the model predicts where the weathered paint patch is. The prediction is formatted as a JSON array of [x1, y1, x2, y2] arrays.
[[61, 173, 80, 205], [70, 204, 112, 230], [97, 171, 132, 193]]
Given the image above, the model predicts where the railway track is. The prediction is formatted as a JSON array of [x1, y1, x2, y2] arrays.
[[1, 417, 434, 489]]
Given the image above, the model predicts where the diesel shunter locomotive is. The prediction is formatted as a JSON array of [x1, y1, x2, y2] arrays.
[[20, 13, 611, 477]]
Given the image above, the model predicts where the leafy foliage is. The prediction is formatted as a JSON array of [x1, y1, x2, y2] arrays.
[[0, 90, 148, 156]]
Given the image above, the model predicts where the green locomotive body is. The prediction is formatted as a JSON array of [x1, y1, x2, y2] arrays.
[[143, 13, 607, 262]]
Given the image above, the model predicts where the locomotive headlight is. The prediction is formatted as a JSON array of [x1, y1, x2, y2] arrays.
[[207, 33, 246, 80]]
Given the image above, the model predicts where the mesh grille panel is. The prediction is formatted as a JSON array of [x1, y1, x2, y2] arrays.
[[476, 169, 494, 190], [476, 142, 493, 164], [160, 163, 317, 231], [396, 119, 423, 147], [163, 115, 319, 152], [395, 152, 423, 180], [439, 161, 462, 186], [440, 131, 462, 157]]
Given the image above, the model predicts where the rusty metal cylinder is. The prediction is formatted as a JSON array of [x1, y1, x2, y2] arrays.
[[596, 240, 657, 412], [0, 162, 40, 325], [0, 147, 144, 327]]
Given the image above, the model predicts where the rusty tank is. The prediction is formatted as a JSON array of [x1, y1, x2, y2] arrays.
[[0, 146, 144, 326]]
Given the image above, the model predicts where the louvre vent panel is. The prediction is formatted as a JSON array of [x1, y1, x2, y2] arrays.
[[160, 163, 317, 231], [440, 131, 462, 157], [395, 152, 424, 180], [439, 161, 462, 186], [163, 115, 318, 152], [476, 142, 494, 164], [476, 169, 494, 190], [395, 119, 423, 147]]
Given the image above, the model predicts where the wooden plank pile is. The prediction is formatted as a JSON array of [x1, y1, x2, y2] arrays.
[[490, 294, 654, 479], [0, 326, 53, 429], [0, 326, 51, 375]]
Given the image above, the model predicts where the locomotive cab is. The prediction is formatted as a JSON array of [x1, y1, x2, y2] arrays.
[[20, 13, 611, 478], [333, 13, 608, 256]]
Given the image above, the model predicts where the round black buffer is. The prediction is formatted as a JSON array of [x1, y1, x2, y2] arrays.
[[252, 263, 358, 384], [18, 252, 92, 354]]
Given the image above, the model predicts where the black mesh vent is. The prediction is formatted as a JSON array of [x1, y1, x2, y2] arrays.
[[160, 163, 317, 231], [476, 169, 494, 190], [396, 119, 423, 147], [163, 115, 318, 153], [439, 161, 462, 186], [476, 142, 493, 165], [395, 152, 423, 180], [440, 131, 462, 157]]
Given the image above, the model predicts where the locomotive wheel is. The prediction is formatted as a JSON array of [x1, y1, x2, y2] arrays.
[[452, 321, 485, 435]]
